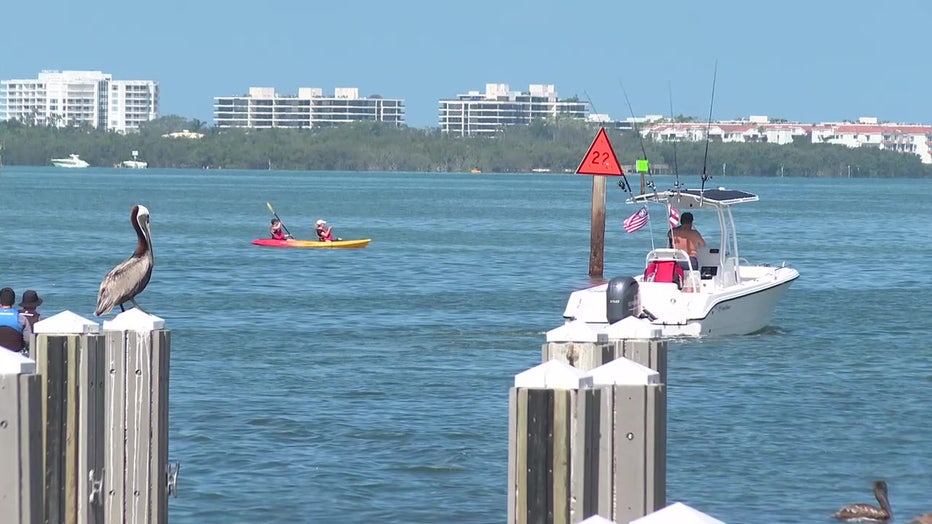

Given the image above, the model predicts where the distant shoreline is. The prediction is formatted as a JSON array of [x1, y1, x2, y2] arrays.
[[2, 119, 930, 178]]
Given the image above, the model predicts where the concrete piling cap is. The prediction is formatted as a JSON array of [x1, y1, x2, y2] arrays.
[[0, 348, 36, 375], [580, 515, 616, 524], [514, 359, 585, 389], [605, 316, 663, 340], [628, 502, 725, 524], [32, 310, 100, 334], [580, 357, 661, 387], [102, 308, 165, 331], [546, 319, 600, 342]]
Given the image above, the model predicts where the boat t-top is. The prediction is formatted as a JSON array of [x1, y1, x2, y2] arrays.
[[121, 150, 148, 169], [559, 187, 799, 338], [50, 154, 90, 168]]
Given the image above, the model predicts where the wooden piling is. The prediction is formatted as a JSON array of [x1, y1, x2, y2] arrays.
[[578, 358, 666, 523], [23, 308, 173, 524], [589, 175, 607, 278], [0, 349, 43, 524], [508, 360, 585, 524], [101, 309, 172, 524], [510, 355, 667, 524], [31, 311, 105, 524]]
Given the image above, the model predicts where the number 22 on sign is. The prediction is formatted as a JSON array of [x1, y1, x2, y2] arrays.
[[575, 127, 623, 176]]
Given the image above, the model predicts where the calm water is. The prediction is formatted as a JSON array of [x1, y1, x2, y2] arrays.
[[1, 167, 930, 523]]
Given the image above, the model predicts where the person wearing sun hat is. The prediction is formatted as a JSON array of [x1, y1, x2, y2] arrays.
[[18, 289, 43, 331], [314, 219, 341, 242], [315, 219, 332, 241], [9, 289, 43, 355]]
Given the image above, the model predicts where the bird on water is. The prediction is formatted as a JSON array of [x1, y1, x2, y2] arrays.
[[907, 514, 932, 524], [833, 480, 892, 522], [95, 204, 154, 316]]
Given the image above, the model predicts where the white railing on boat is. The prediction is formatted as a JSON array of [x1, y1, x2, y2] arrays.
[[642, 248, 702, 292]]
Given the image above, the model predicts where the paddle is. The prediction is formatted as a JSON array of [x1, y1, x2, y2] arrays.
[[265, 202, 293, 238]]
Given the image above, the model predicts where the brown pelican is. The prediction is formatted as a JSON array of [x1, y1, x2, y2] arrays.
[[94, 205, 154, 316], [833, 480, 892, 522], [907, 514, 932, 524]]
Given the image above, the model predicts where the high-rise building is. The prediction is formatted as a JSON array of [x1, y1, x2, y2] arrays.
[[213, 87, 405, 129], [0, 70, 159, 132], [438, 83, 588, 136]]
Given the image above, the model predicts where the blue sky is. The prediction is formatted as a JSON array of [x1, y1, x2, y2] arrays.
[[3, 0, 929, 128]]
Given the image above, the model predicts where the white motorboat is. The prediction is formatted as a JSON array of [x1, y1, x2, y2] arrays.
[[559, 187, 799, 338], [50, 154, 90, 168], [121, 150, 148, 169]]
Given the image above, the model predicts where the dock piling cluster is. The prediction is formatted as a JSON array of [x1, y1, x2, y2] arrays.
[[508, 338, 667, 524], [0, 309, 173, 524]]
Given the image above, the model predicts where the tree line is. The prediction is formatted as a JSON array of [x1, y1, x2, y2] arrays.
[[1, 115, 929, 178]]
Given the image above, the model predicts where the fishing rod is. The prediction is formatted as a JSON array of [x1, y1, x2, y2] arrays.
[[665, 82, 682, 249], [619, 80, 655, 196], [700, 61, 718, 194], [668, 81, 680, 192], [585, 90, 634, 197]]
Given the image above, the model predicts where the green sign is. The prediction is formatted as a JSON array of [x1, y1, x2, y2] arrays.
[[636, 159, 649, 173]]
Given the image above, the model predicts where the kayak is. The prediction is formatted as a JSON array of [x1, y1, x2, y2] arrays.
[[252, 238, 371, 249], [252, 238, 372, 249]]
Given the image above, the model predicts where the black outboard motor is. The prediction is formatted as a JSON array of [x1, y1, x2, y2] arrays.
[[606, 276, 640, 323]]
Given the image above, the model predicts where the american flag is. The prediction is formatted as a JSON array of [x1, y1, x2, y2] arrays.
[[668, 205, 680, 228], [623, 205, 650, 233]]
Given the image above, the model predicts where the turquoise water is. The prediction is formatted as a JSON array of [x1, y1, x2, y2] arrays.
[[1, 167, 930, 523]]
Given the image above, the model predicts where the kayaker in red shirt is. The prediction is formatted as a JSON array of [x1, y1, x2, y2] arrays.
[[270, 219, 292, 240]]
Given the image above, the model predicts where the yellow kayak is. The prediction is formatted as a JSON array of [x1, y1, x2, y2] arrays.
[[252, 238, 372, 249]]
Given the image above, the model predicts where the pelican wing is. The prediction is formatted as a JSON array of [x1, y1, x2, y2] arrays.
[[95, 255, 153, 316], [833, 503, 890, 522]]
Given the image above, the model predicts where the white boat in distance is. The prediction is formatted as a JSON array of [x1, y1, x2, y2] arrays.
[[121, 150, 147, 169], [50, 154, 90, 168], [560, 188, 799, 338]]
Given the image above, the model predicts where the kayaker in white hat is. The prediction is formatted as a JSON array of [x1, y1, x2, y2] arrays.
[[315, 219, 338, 242]]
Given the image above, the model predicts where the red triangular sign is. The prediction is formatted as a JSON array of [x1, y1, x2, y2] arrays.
[[575, 127, 624, 176]]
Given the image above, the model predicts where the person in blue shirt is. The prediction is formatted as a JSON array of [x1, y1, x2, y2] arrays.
[[0, 287, 28, 352]]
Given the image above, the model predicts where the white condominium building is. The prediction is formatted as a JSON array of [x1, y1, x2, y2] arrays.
[[439, 83, 589, 136], [0, 70, 159, 132], [213, 87, 405, 129]]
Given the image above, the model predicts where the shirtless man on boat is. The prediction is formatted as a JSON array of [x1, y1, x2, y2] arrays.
[[671, 212, 706, 270]]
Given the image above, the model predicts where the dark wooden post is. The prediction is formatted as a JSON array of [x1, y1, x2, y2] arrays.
[[577, 127, 622, 280], [589, 175, 606, 279]]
